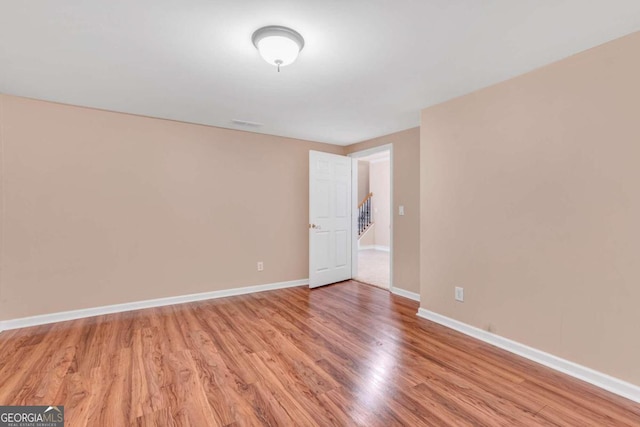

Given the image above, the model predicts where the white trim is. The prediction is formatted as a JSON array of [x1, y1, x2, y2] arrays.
[[355, 150, 390, 164], [0, 279, 308, 332], [349, 144, 393, 290], [368, 157, 390, 165], [358, 245, 390, 252], [351, 157, 359, 279], [390, 287, 420, 301], [416, 308, 640, 403], [349, 144, 393, 159]]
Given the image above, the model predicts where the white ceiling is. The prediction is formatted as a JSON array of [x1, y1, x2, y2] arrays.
[[1, 1, 640, 145]]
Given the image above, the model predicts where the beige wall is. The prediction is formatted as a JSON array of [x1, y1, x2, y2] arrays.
[[0, 95, 343, 320], [346, 127, 420, 295], [357, 160, 370, 202], [420, 32, 640, 385], [358, 224, 376, 248], [370, 159, 391, 248]]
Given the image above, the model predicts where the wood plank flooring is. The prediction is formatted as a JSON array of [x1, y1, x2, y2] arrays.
[[0, 281, 639, 426]]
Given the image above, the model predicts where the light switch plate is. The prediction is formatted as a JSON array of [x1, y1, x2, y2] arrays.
[[399, 205, 405, 216]]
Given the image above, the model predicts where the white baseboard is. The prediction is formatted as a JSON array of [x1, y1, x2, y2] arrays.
[[0, 279, 308, 332], [358, 245, 390, 252], [390, 286, 420, 302], [416, 308, 640, 403]]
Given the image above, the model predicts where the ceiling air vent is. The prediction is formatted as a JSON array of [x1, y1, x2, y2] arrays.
[[231, 119, 263, 127]]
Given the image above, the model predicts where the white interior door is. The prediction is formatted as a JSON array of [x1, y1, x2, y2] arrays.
[[309, 150, 352, 288]]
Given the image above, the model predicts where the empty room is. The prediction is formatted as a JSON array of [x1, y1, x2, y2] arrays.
[[1, 1, 640, 426]]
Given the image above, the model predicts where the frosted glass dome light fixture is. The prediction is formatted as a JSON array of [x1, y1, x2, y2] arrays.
[[252, 26, 305, 72]]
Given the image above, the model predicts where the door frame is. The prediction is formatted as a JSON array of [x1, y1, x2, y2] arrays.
[[348, 143, 393, 287]]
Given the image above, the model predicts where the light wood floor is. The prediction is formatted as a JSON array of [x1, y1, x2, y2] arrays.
[[0, 281, 638, 426]]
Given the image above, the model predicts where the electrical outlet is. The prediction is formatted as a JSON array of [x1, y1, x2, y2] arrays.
[[399, 205, 405, 216], [455, 287, 464, 302], [257, 261, 264, 271]]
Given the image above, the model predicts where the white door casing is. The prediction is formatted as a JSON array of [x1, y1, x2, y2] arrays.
[[348, 144, 393, 288], [309, 151, 352, 288]]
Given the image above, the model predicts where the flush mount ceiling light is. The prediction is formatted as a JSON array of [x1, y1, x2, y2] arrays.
[[252, 25, 304, 72]]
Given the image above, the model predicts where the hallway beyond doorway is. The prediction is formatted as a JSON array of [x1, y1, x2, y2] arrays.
[[355, 249, 390, 288]]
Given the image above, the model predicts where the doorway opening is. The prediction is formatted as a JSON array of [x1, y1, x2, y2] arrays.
[[350, 145, 392, 289]]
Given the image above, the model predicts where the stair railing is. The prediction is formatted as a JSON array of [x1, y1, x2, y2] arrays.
[[358, 192, 373, 236]]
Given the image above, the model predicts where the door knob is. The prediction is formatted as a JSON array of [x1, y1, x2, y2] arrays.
[[309, 224, 322, 229]]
